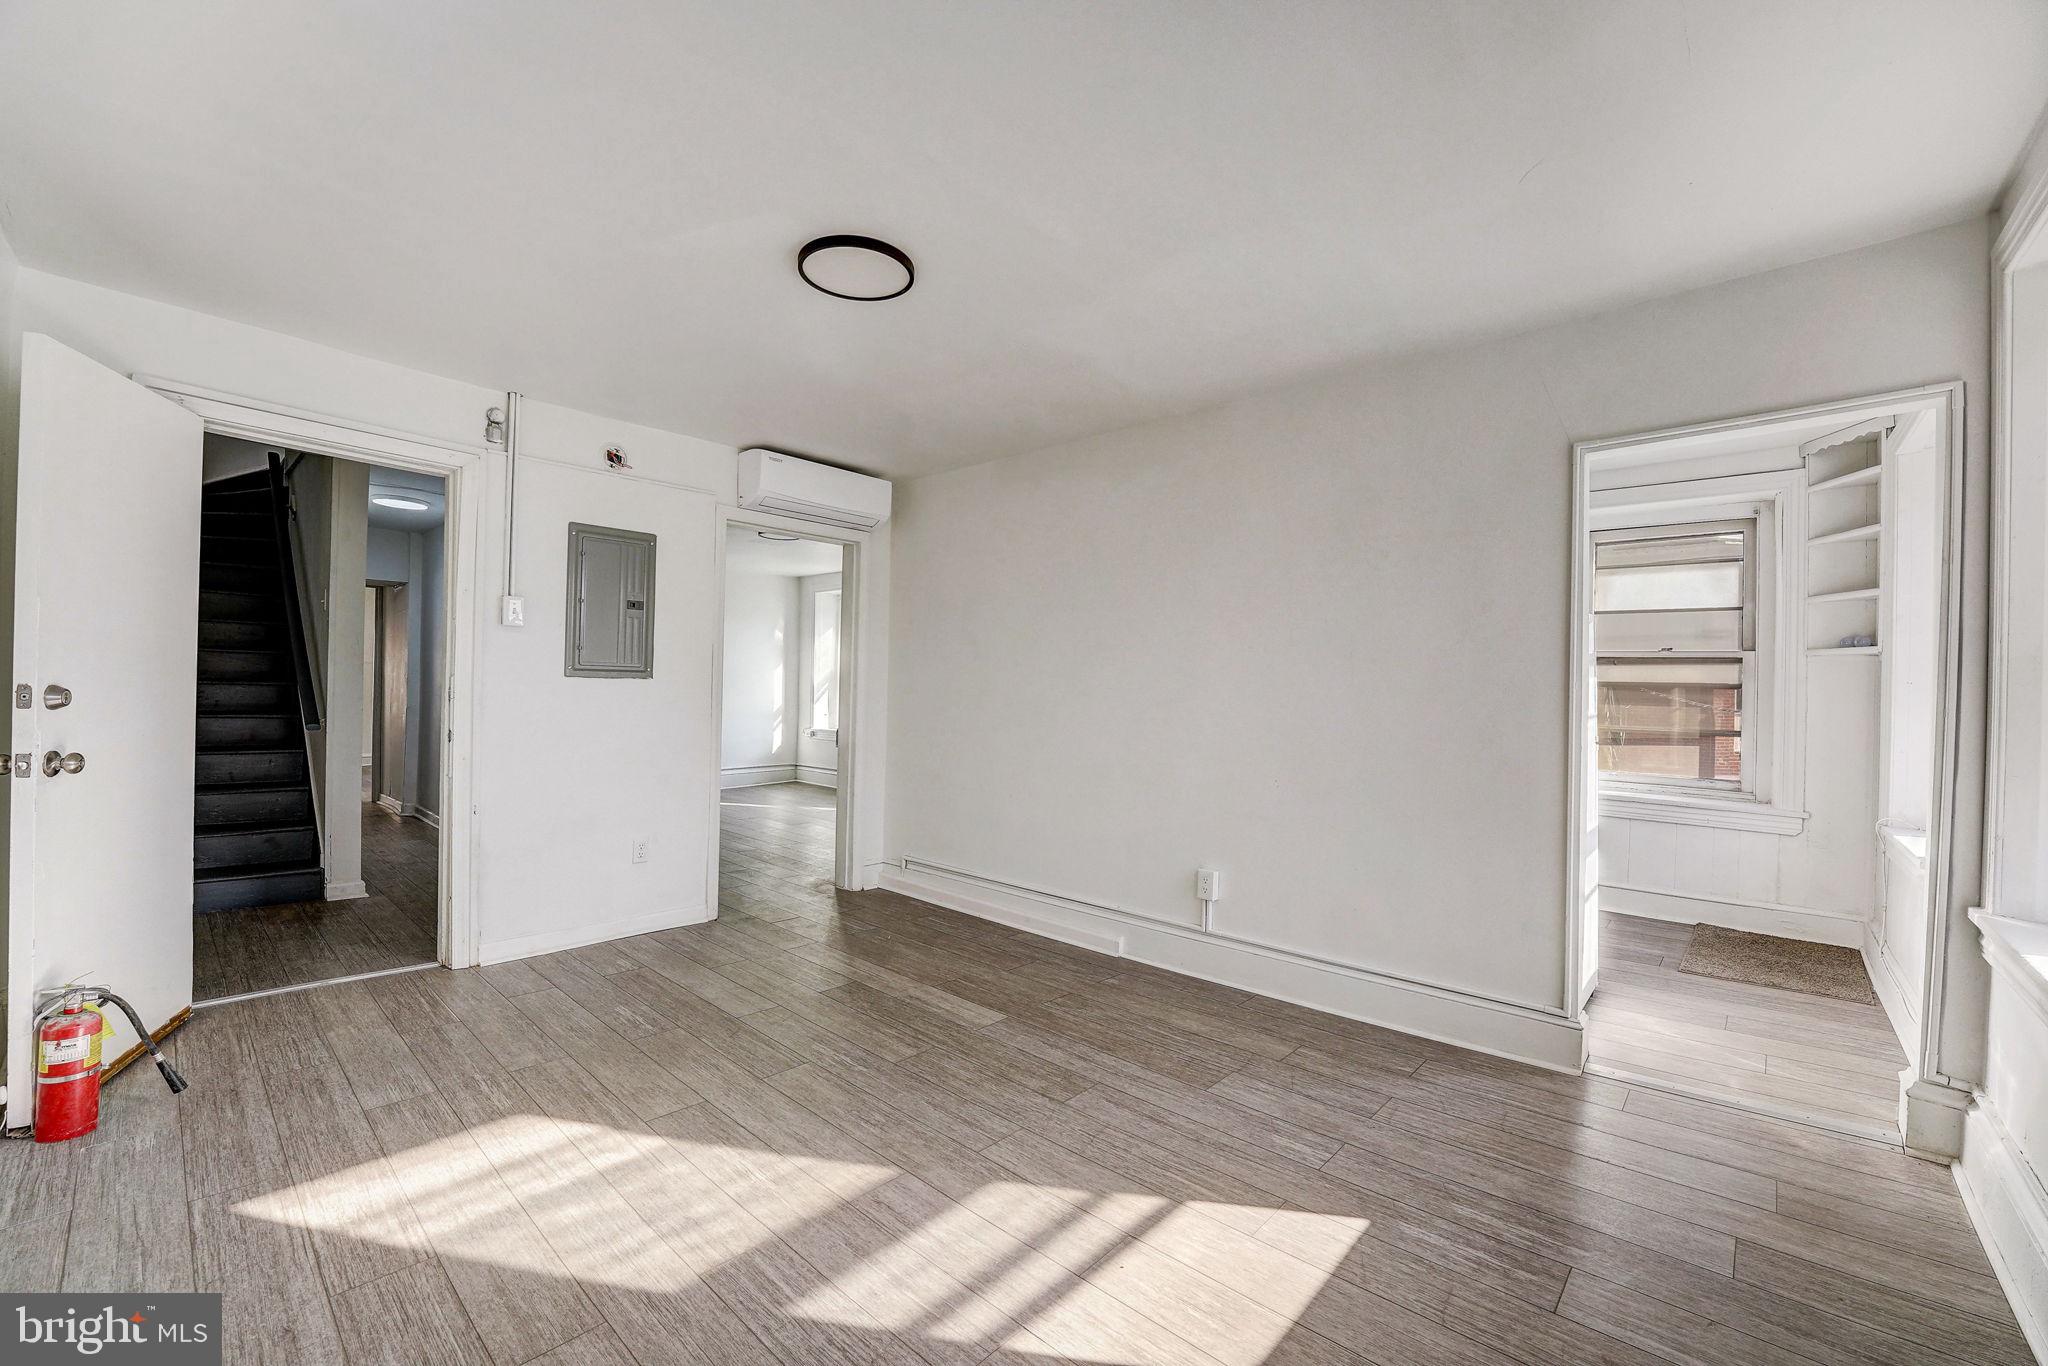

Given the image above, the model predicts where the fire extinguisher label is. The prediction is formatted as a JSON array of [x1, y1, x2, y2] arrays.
[[38, 1035, 92, 1069]]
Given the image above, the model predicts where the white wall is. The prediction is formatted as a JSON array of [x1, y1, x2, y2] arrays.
[[417, 521, 445, 818], [797, 571, 843, 786], [361, 587, 376, 768], [884, 217, 1991, 1065], [720, 571, 799, 785], [0, 266, 891, 982], [366, 519, 442, 817]]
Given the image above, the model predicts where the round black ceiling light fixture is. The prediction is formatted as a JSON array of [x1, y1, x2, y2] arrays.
[[798, 235, 914, 301], [757, 530, 801, 542]]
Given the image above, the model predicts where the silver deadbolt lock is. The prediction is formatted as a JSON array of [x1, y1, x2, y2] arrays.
[[41, 751, 84, 777], [42, 684, 71, 709]]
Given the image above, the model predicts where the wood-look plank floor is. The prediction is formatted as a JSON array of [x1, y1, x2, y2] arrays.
[[193, 801, 439, 1003], [13, 794, 2024, 1365], [1585, 913, 1908, 1141]]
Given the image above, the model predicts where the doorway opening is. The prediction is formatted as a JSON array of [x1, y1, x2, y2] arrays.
[[1569, 386, 1964, 1144], [192, 436, 447, 1003], [715, 523, 849, 915]]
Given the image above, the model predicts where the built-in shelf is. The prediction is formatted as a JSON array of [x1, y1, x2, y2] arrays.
[[1808, 522, 1882, 546], [1808, 587, 1880, 604], [1808, 465, 1882, 494], [1807, 645, 1882, 656]]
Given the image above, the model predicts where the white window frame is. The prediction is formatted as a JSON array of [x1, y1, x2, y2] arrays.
[[1590, 468, 1807, 835], [809, 586, 841, 735], [1592, 516, 1756, 797]]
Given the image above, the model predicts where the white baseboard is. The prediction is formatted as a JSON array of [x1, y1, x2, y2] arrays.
[[1957, 1101, 2048, 1363], [1599, 883, 1864, 947], [478, 904, 712, 965], [375, 794, 404, 816], [323, 879, 368, 901], [411, 805, 441, 830], [1861, 932, 1921, 1060], [881, 859, 1584, 1073], [795, 766, 838, 789], [721, 765, 797, 788]]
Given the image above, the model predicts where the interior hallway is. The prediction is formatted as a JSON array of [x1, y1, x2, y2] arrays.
[[14, 830, 2021, 1365], [192, 801, 438, 1003], [1585, 912, 1907, 1141]]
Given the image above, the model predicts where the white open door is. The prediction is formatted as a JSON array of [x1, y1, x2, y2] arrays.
[[5, 334, 202, 1123]]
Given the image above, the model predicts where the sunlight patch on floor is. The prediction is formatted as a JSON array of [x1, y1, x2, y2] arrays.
[[233, 1114, 1365, 1363]]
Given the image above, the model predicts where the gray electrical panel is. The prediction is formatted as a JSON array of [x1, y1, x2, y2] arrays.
[[565, 522, 656, 678]]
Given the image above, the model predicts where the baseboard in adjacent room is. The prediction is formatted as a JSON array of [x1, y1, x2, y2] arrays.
[[411, 805, 441, 830], [881, 858, 1584, 1073], [795, 766, 838, 789], [477, 904, 712, 965], [1957, 1102, 2048, 1363], [721, 765, 798, 788], [1861, 932, 1921, 1060], [1599, 883, 1864, 948], [323, 879, 369, 901]]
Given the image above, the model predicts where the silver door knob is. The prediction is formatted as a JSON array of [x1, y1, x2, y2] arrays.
[[41, 751, 84, 777]]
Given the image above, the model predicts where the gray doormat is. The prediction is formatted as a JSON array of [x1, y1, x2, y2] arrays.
[[1675, 923, 1879, 1006]]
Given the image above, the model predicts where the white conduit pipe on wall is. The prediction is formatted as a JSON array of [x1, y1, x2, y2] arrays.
[[502, 390, 522, 601]]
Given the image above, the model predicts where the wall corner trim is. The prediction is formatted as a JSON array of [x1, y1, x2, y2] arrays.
[[880, 859, 1585, 1074]]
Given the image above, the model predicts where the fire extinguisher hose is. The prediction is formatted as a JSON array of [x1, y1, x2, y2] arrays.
[[90, 990, 188, 1094]]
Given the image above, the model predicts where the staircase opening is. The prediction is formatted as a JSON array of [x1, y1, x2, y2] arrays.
[[193, 436, 447, 1003]]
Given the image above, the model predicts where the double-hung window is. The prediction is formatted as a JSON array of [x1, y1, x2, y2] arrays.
[[1593, 519, 1756, 796]]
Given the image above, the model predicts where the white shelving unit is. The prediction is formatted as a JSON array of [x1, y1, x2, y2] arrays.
[[1805, 435, 1883, 657]]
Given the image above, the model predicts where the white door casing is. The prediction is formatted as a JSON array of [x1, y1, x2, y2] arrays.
[[5, 334, 203, 1120]]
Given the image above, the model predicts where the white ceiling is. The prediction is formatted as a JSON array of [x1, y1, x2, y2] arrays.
[[3, 3, 2044, 479], [726, 532, 844, 578]]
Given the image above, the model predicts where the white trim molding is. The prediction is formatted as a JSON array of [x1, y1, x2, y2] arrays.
[[1597, 884, 1862, 947], [885, 856, 1585, 1073], [1569, 382, 1971, 1130], [479, 904, 712, 965], [1957, 1103, 2048, 1366], [1598, 792, 1806, 835], [140, 375, 486, 971]]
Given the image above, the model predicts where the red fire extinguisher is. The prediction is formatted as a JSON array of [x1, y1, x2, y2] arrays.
[[32, 986, 188, 1143]]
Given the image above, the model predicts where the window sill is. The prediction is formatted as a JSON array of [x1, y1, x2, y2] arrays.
[[1970, 909, 2048, 1029], [1880, 823, 1928, 870], [1600, 789, 1807, 835]]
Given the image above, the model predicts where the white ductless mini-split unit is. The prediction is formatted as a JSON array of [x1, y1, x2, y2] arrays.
[[738, 448, 892, 530]]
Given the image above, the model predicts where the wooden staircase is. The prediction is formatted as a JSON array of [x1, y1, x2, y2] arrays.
[[193, 470, 325, 912]]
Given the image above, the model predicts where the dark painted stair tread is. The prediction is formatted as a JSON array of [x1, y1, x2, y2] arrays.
[[194, 819, 317, 839], [194, 777, 311, 793]]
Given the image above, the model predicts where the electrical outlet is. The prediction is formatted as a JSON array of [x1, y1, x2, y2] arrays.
[[1196, 868, 1221, 901], [631, 838, 650, 865]]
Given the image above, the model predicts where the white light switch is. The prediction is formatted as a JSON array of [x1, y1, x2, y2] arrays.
[[500, 594, 526, 627]]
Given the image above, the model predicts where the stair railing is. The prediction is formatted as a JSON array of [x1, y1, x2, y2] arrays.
[[268, 452, 325, 732]]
